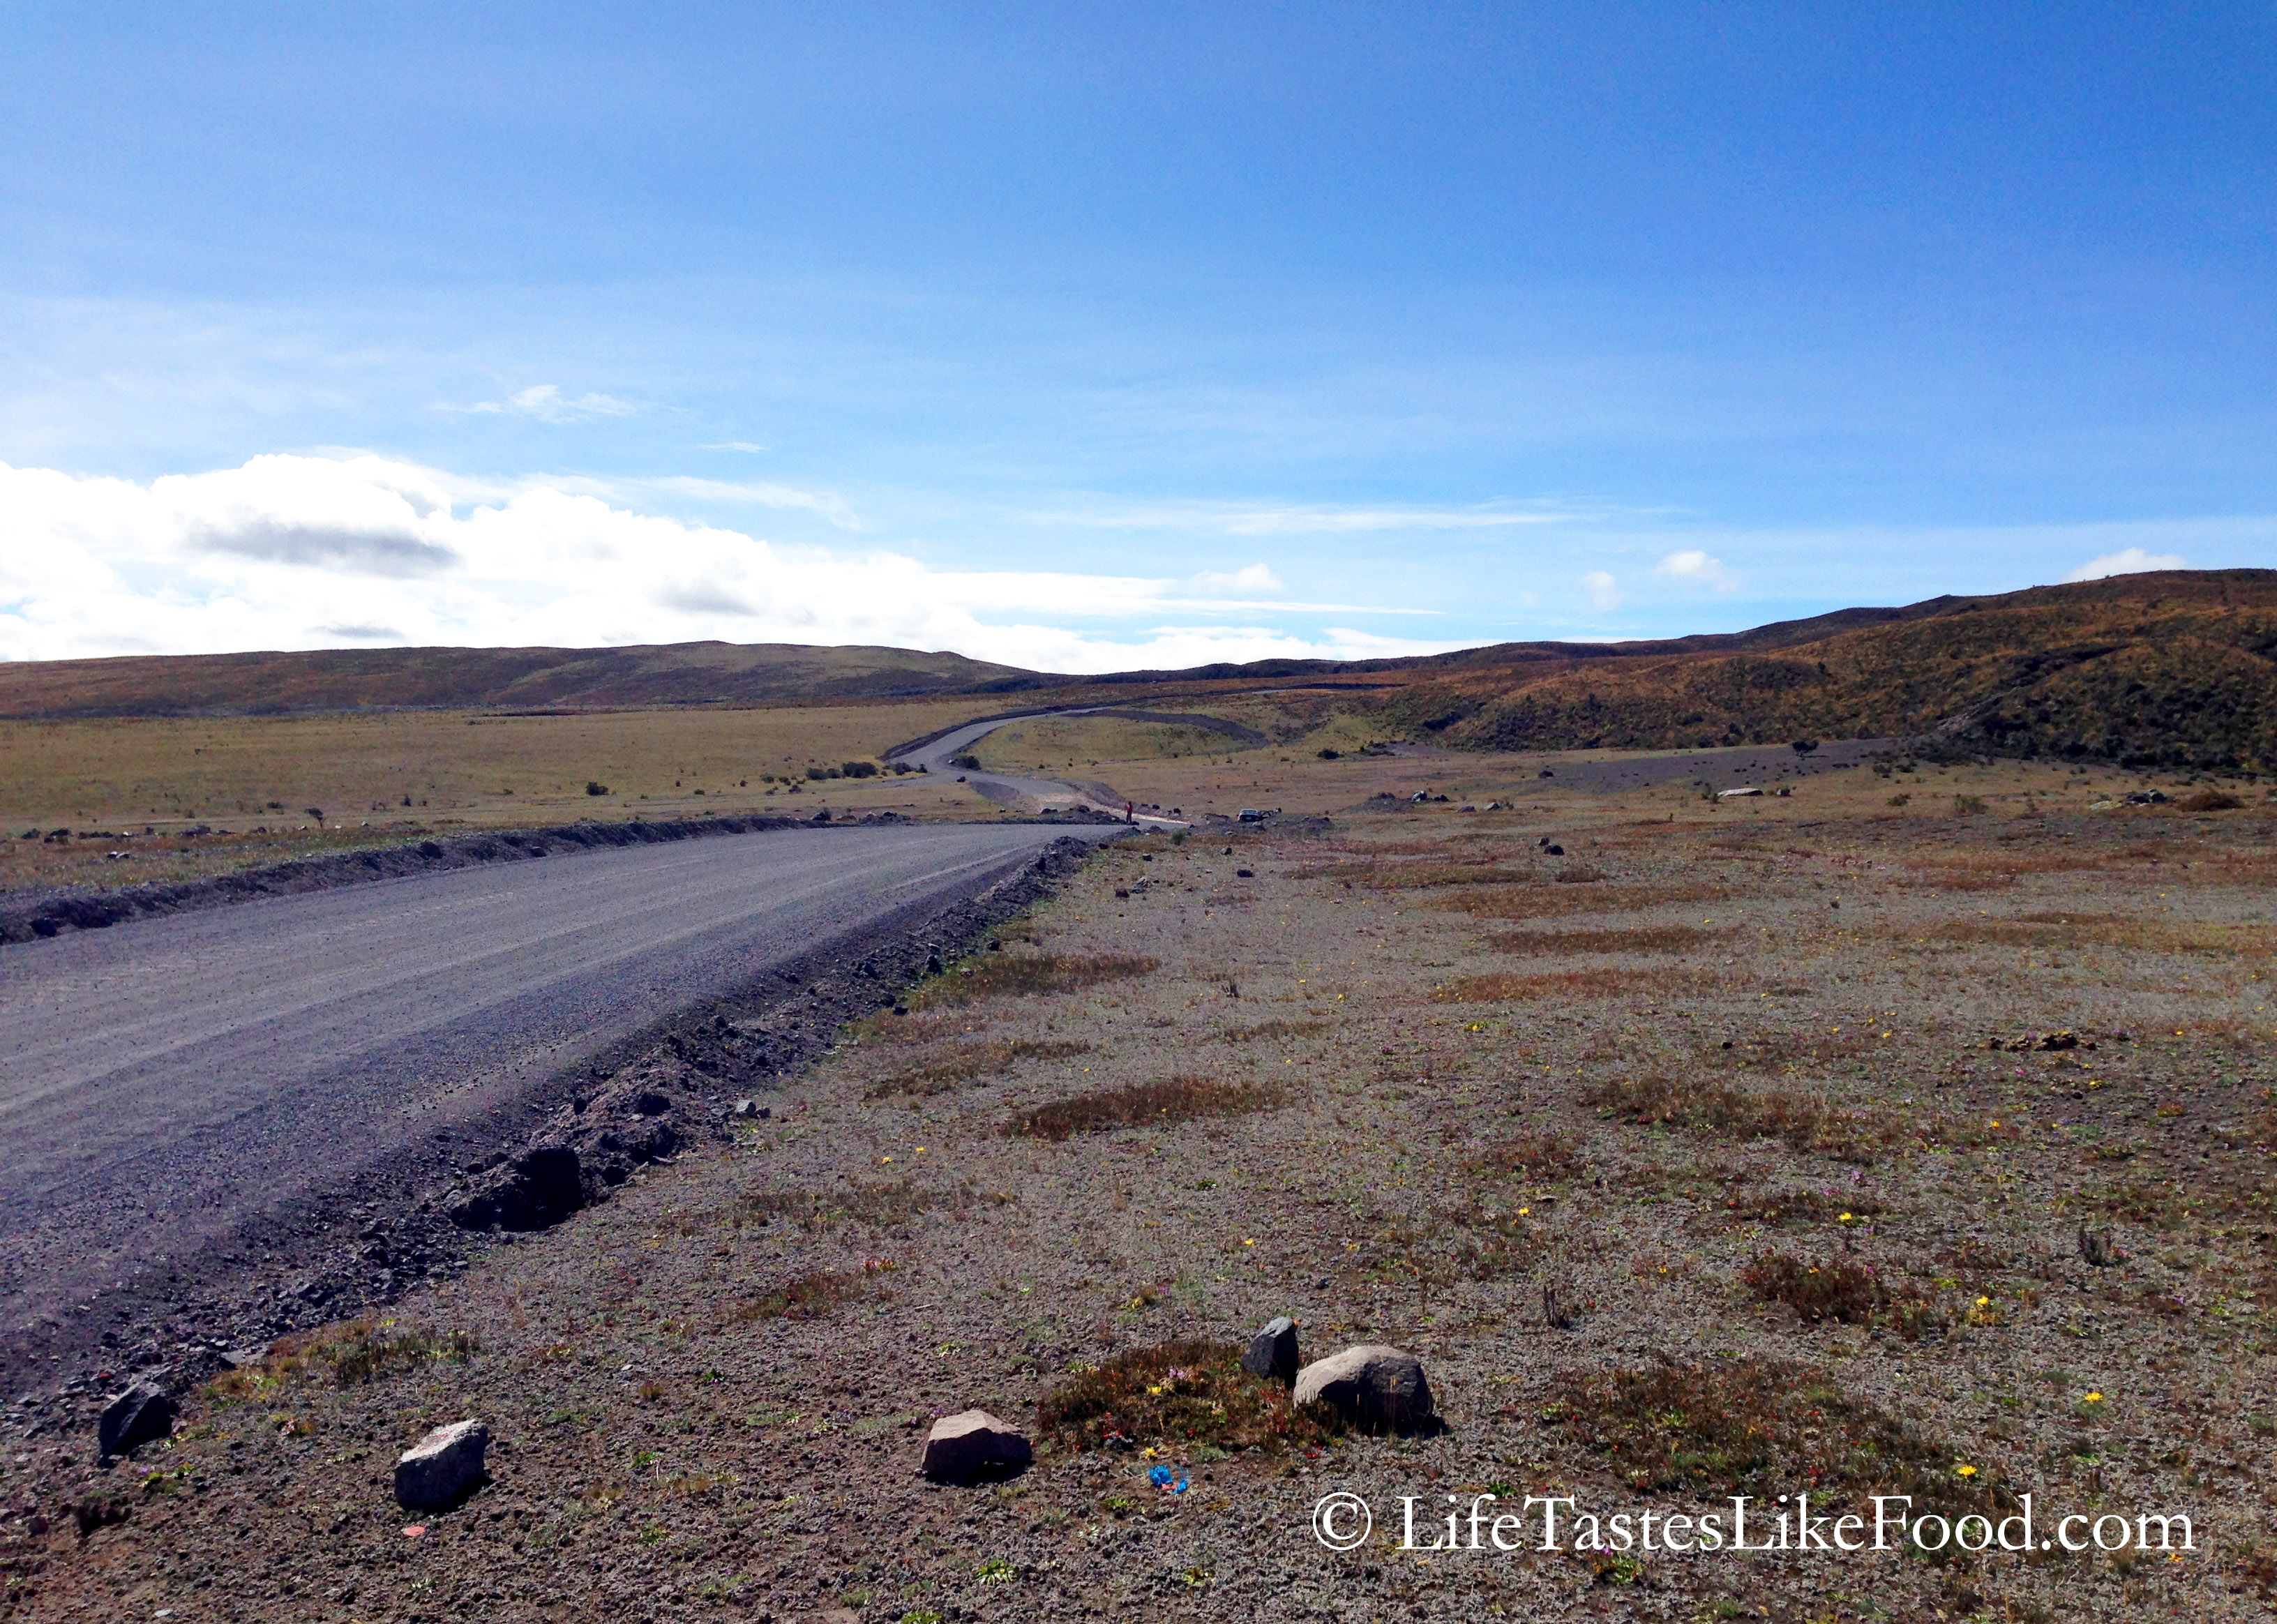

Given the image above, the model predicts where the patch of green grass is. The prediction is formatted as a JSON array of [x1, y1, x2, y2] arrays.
[[209, 1316, 476, 1394]]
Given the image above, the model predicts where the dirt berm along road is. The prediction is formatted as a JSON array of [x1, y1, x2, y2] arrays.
[[0, 822, 1114, 1392]]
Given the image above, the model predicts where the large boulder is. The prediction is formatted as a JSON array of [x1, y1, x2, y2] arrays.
[[1293, 1344, 1433, 1431], [97, 1382, 174, 1457], [1240, 1316, 1300, 1384], [394, 1419, 490, 1510], [919, 1410, 1032, 1483]]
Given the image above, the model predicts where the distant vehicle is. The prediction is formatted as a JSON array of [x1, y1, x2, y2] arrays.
[[1238, 808, 1266, 822], [1718, 786, 1764, 798]]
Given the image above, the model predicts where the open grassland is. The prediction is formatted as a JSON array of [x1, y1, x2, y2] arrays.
[[0, 700, 995, 895], [20, 754, 2277, 1622]]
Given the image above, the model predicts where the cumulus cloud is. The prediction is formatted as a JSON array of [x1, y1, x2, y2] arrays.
[[2064, 547, 2188, 582], [0, 453, 1460, 674], [445, 384, 640, 423], [1581, 570, 1621, 611], [1655, 549, 1737, 590]]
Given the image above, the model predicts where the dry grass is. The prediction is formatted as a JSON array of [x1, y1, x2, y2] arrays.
[[721, 1268, 870, 1324], [207, 1317, 476, 1395], [1364, 1204, 1541, 1287], [1713, 1185, 1886, 1226], [1220, 1018, 1334, 1044], [913, 952, 1159, 1007], [1591, 1076, 1906, 1163], [1036, 1339, 1343, 1456], [1739, 1252, 1946, 1336], [737, 1178, 942, 1231], [1464, 1131, 1584, 1183], [1445, 882, 1728, 919], [1488, 924, 1733, 956], [1291, 858, 1535, 889], [1907, 915, 2277, 958], [1436, 967, 1718, 1002], [1543, 1358, 2008, 1518], [862, 1038, 1095, 1098], [1005, 1076, 1285, 1140], [0, 698, 987, 843]]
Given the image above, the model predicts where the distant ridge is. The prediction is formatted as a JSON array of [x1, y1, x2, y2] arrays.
[[6, 570, 2274, 772]]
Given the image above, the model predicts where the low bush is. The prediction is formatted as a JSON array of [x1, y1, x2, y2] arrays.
[[1037, 1339, 1342, 1455], [1543, 1358, 2008, 1519], [1591, 1075, 1905, 1163], [863, 1038, 1095, 1098], [1006, 1076, 1284, 1140], [210, 1317, 476, 1394], [913, 951, 1158, 1007]]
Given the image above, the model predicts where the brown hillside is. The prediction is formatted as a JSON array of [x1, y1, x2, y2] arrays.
[[4, 570, 2271, 769], [1381, 569, 2277, 772], [0, 641, 1034, 719]]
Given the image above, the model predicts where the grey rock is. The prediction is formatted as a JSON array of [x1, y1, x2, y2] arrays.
[[393, 1418, 490, 1510], [97, 1382, 173, 1457], [919, 1409, 1032, 1483], [1293, 1344, 1432, 1431], [1240, 1316, 1300, 1383]]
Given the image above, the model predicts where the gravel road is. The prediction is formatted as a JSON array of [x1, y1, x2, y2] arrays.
[[0, 822, 1106, 1382]]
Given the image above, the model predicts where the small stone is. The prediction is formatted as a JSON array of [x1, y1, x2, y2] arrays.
[[97, 1382, 173, 1457], [1240, 1316, 1300, 1384], [730, 1099, 760, 1118], [394, 1419, 490, 1510], [1293, 1345, 1432, 1431], [919, 1409, 1032, 1483]]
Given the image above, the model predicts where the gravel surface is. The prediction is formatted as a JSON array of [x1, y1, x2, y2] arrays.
[[7, 797, 2275, 1621], [0, 824, 1115, 1394]]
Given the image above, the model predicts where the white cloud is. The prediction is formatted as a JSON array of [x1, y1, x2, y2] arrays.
[[1581, 570, 1621, 611], [2064, 547, 2188, 582], [1189, 563, 1283, 594], [1052, 499, 1576, 536], [0, 453, 1462, 674], [443, 384, 640, 423], [1655, 549, 1737, 590]]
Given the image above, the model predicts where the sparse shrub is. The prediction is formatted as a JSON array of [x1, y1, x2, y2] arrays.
[[1741, 1253, 1886, 1323], [2181, 788, 2244, 811], [1438, 967, 1715, 1002], [1489, 925, 1729, 956], [1220, 1018, 1332, 1044], [841, 760, 880, 779], [1466, 1131, 1583, 1183], [1543, 1358, 2006, 1520], [1591, 1075, 1907, 1163], [1887, 792, 1911, 806], [950, 752, 982, 770], [723, 1268, 862, 1323], [912, 951, 1157, 1007], [586, 781, 608, 796], [212, 1318, 476, 1394], [1007, 1076, 1284, 1140], [1037, 1339, 1342, 1454], [739, 1178, 940, 1230], [1952, 794, 1986, 815], [863, 1039, 1094, 1098]]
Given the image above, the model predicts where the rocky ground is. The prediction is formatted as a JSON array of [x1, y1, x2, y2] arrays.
[[6, 784, 2277, 1622]]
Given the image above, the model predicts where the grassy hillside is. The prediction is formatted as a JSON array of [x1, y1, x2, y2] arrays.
[[0, 641, 1034, 719], [6, 569, 2272, 771]]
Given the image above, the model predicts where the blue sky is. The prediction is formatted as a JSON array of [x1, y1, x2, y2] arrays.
[[2, 3, 2272, 668]]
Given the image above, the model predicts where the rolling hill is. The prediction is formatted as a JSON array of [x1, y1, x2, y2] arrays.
[[4, 569, 2272, 772]]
